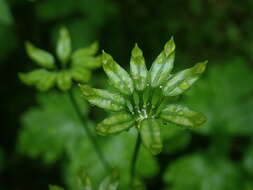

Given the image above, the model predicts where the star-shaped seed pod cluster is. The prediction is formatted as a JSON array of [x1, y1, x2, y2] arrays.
[[80, 37, 207, 155], [19, 27, 101, 91]]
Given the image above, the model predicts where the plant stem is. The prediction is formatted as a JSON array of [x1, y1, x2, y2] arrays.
[[67, 89, 111, 172], [130, 133, 141, 186]]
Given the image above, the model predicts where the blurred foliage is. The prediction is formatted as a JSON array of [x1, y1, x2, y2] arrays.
[[163, 153, 243, 190], [50, 169, 119, 190], [1, 0, 253, 189], [183, 57, 253, 135], [17, 88, 159, 189]]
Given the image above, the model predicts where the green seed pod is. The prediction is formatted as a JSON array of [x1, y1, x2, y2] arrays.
[[140, 118, 162, 155], [163, 61, 207, 96], [160, 104, 206, 127], [96, 113, 135, 136], [149, 37, 175, 87], [102, 51, 134, 95], [80, 84, 126, 111], [130, 44, 148, 91]]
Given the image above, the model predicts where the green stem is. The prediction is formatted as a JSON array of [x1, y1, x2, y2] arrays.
[[130, 133, 141, 187], [67, 89, 111, 172]]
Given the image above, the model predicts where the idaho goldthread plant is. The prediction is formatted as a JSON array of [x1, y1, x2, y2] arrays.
[[19, 26, 207, 189], [80, 37, 207, 155]]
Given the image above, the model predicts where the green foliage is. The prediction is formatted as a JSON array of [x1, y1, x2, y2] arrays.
[[163, 153, 243, 190], [57, 27, 72, 66], [50, 170, 119, 190], [17, 88, 158, 189], [19, 28, 101, 91], [183, 57, 253, 135], [17, 89, 88, 163], [25, 42, 55, 69], [6, 1, 253, 189], [80, 39, 207, 155]]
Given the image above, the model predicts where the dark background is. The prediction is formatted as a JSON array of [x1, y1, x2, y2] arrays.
[[1, 0, 253, 189]]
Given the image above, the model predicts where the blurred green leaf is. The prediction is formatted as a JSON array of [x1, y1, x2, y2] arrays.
[[70, 67, 91, 83], [17, 89, 87, 163], [19, 69, 57, 91], [56, 71, 72, 91], [25, 42, 55, 69], [183, 57, 253, 135], [160, 125, 191, 154], [65, 129, 159, 190], [57, 27, 71, 66], [164, 153, 243, 190], [72, 42, 101, 70], [17, 90, 158, 190]]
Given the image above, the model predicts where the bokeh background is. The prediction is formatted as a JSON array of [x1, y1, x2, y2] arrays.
[[1, 0, 253, 189]]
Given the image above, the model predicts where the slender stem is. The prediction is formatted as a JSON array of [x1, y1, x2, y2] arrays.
[[130, 133, 141, 186], [67, 89, 111, 171]]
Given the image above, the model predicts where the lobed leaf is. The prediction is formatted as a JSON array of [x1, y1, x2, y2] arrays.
[[25, 42, 55, 69], [57, 27, 71, 66], [56, 71, 72, 91], [163, 61, 207, 96], [140, 118, 162, 155], [79, 84, 126, 111], [96, 113, 135, 136], [149, 37, 175, 87], [130, 44, 148, 91], [102, 51, 134, 95], [160, 104, 206, 127]]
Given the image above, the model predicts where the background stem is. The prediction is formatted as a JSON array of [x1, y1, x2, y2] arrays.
[[67, 89, 111, 172], [130, 133, 141, 186]]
